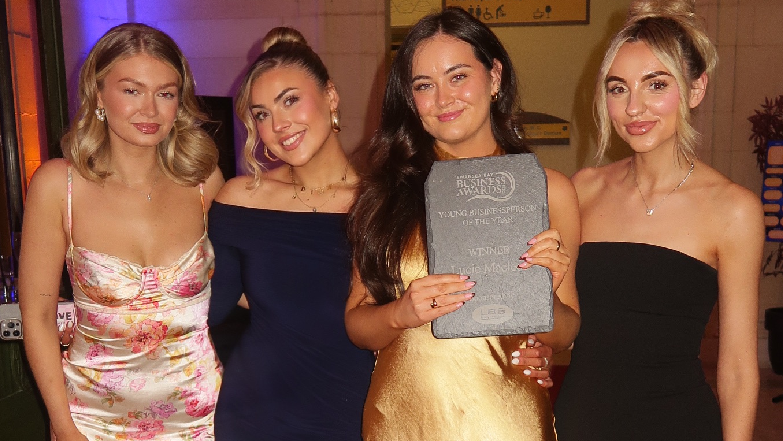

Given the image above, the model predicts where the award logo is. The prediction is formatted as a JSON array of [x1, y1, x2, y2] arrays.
[[455, 171, 515, 202]]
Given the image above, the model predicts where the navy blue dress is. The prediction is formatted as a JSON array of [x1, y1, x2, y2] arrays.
[[554, 242, 722, 440], [207, 202, 374, 440]]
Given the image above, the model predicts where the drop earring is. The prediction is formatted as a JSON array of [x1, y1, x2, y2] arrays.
[[95, 107, 106, 122]]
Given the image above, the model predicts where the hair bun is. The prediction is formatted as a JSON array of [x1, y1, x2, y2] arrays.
[[262, 27, 309, 52], [628, 0, 697, 22]]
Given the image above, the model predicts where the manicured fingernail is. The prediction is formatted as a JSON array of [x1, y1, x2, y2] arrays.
[[537, 379, 544, 385], [518, 261, 529, 268], [67, 321, 74, 328], [455, 302, 465, 308], [58, 323, 65, 332], [465, 293, 475, 300], [528, 337, 535, 346], [511, 358, 519, 365], [527, 238, 538, 245], [511, 350, 520, 357], [460, 275, 469, 280], [465, 281, 475, 288], [520, 253, 528, 259], [523, 369, 531, 375]]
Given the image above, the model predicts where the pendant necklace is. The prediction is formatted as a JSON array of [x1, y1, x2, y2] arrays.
[[114, 170, 162, 202], [631, 159, 694, 216], [289, 163, 349, 212]]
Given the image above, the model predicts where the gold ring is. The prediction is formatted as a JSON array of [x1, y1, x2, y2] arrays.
[[430, 299, 438, 308]]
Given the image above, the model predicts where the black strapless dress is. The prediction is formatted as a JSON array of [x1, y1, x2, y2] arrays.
[[554, 242, 722, 441]]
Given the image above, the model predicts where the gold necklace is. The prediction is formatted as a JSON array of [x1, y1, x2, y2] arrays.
[[631, 159, 694, 216], [289, 163, 349, 212], [113, 170, 162, 202]]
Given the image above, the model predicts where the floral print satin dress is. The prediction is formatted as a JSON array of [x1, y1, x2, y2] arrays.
[[62, 168, 222, 440]]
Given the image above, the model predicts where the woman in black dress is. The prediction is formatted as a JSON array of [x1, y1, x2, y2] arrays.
[[206, 27, 374, 440], [554, 1, 762, 440]]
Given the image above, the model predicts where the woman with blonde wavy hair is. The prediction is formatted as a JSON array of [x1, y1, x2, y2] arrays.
[[19, 23, 223, 440], [554, 1, 762, 440], [206, 27, 374, 440]]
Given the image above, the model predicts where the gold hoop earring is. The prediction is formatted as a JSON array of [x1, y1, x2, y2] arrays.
[[263, 144, 279, 162], [490, 92, 498, 102], [95, 107, 106, 122], [331, 109, 341, 133]]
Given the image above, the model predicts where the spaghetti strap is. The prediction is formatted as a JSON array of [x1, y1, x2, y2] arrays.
[[199, 183, 207, 232], [67, 166, 73, 243]]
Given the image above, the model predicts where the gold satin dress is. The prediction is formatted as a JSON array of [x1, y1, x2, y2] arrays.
[[363, 147, 557, 441]]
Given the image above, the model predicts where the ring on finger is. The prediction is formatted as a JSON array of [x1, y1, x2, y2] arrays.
[[430, 299, 438, 309], [555, 239, 561, 251], [543, 357, 550, 369]]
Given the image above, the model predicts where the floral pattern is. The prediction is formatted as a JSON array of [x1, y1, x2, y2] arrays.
[[63, 171, 221, 440]]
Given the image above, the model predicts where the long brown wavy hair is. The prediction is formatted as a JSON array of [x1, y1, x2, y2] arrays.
[[348, 7, 529, 304]]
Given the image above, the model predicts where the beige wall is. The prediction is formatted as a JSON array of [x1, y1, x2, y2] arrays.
[[493, 1, 635, 176], [697, 0, 783, 368]]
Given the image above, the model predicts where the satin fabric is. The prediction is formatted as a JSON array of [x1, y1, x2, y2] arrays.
[[63, 168, 222, 441], [363, 147, 557, 441]]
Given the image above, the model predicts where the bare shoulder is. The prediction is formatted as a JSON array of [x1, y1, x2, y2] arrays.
[[27, 159, 69, 203], [571, 159, 626, 205], [544, 167, 578, 201], [214, 175, 257, 206], [544, 167, 580, 224], [698, 163, 763, 231], [202, 167, 225, 207]]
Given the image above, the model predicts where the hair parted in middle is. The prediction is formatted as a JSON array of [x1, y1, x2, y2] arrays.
[[348, 7, 528, 305], [61, 22, 218, 186], [234, 27, 333, 188], [594, 0, 717, 162]]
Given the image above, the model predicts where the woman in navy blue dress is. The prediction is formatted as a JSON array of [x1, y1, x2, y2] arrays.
[[207, 27, 374, 440]]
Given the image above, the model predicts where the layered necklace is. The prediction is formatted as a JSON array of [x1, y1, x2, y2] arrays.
[[289, 162, 350, 212], [631, 158, 694, 216], [113, 170, 162, 202]]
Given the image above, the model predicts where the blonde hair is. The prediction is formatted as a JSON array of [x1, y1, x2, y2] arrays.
[[61, 23, 218, 185], [594, 0, 717, 162], [234, 27, 332, 188]]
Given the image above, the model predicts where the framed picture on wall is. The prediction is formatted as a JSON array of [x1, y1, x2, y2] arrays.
[[443, 0, 589, 26]]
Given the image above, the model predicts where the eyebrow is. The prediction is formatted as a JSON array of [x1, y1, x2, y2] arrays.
[[411, 63, 472, 82], [605, 71, 672, 85], [249, 87, 298, 111], [118, 78, 178, 90]]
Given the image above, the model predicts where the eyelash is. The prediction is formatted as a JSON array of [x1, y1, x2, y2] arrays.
[[649, 80, 668, 91], [412, 73, 467, 92], [122, 88, 177, 99], [253, 94, 300, 121], [608, 79, 670, 96], [607, 84, 626, 95]]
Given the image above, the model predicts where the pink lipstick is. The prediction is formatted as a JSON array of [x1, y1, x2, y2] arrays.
[[625, 121, 656, 135], [133, 123, 160, 134], [438, 110, 463, 122]]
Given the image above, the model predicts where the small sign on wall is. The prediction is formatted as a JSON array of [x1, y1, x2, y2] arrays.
[[762, 141, 783, 241], [443, 0, 589, 26]]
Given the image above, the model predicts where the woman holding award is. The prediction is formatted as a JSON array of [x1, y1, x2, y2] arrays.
[[346, 7, 580, 440], [554, 1, 762, 440]]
